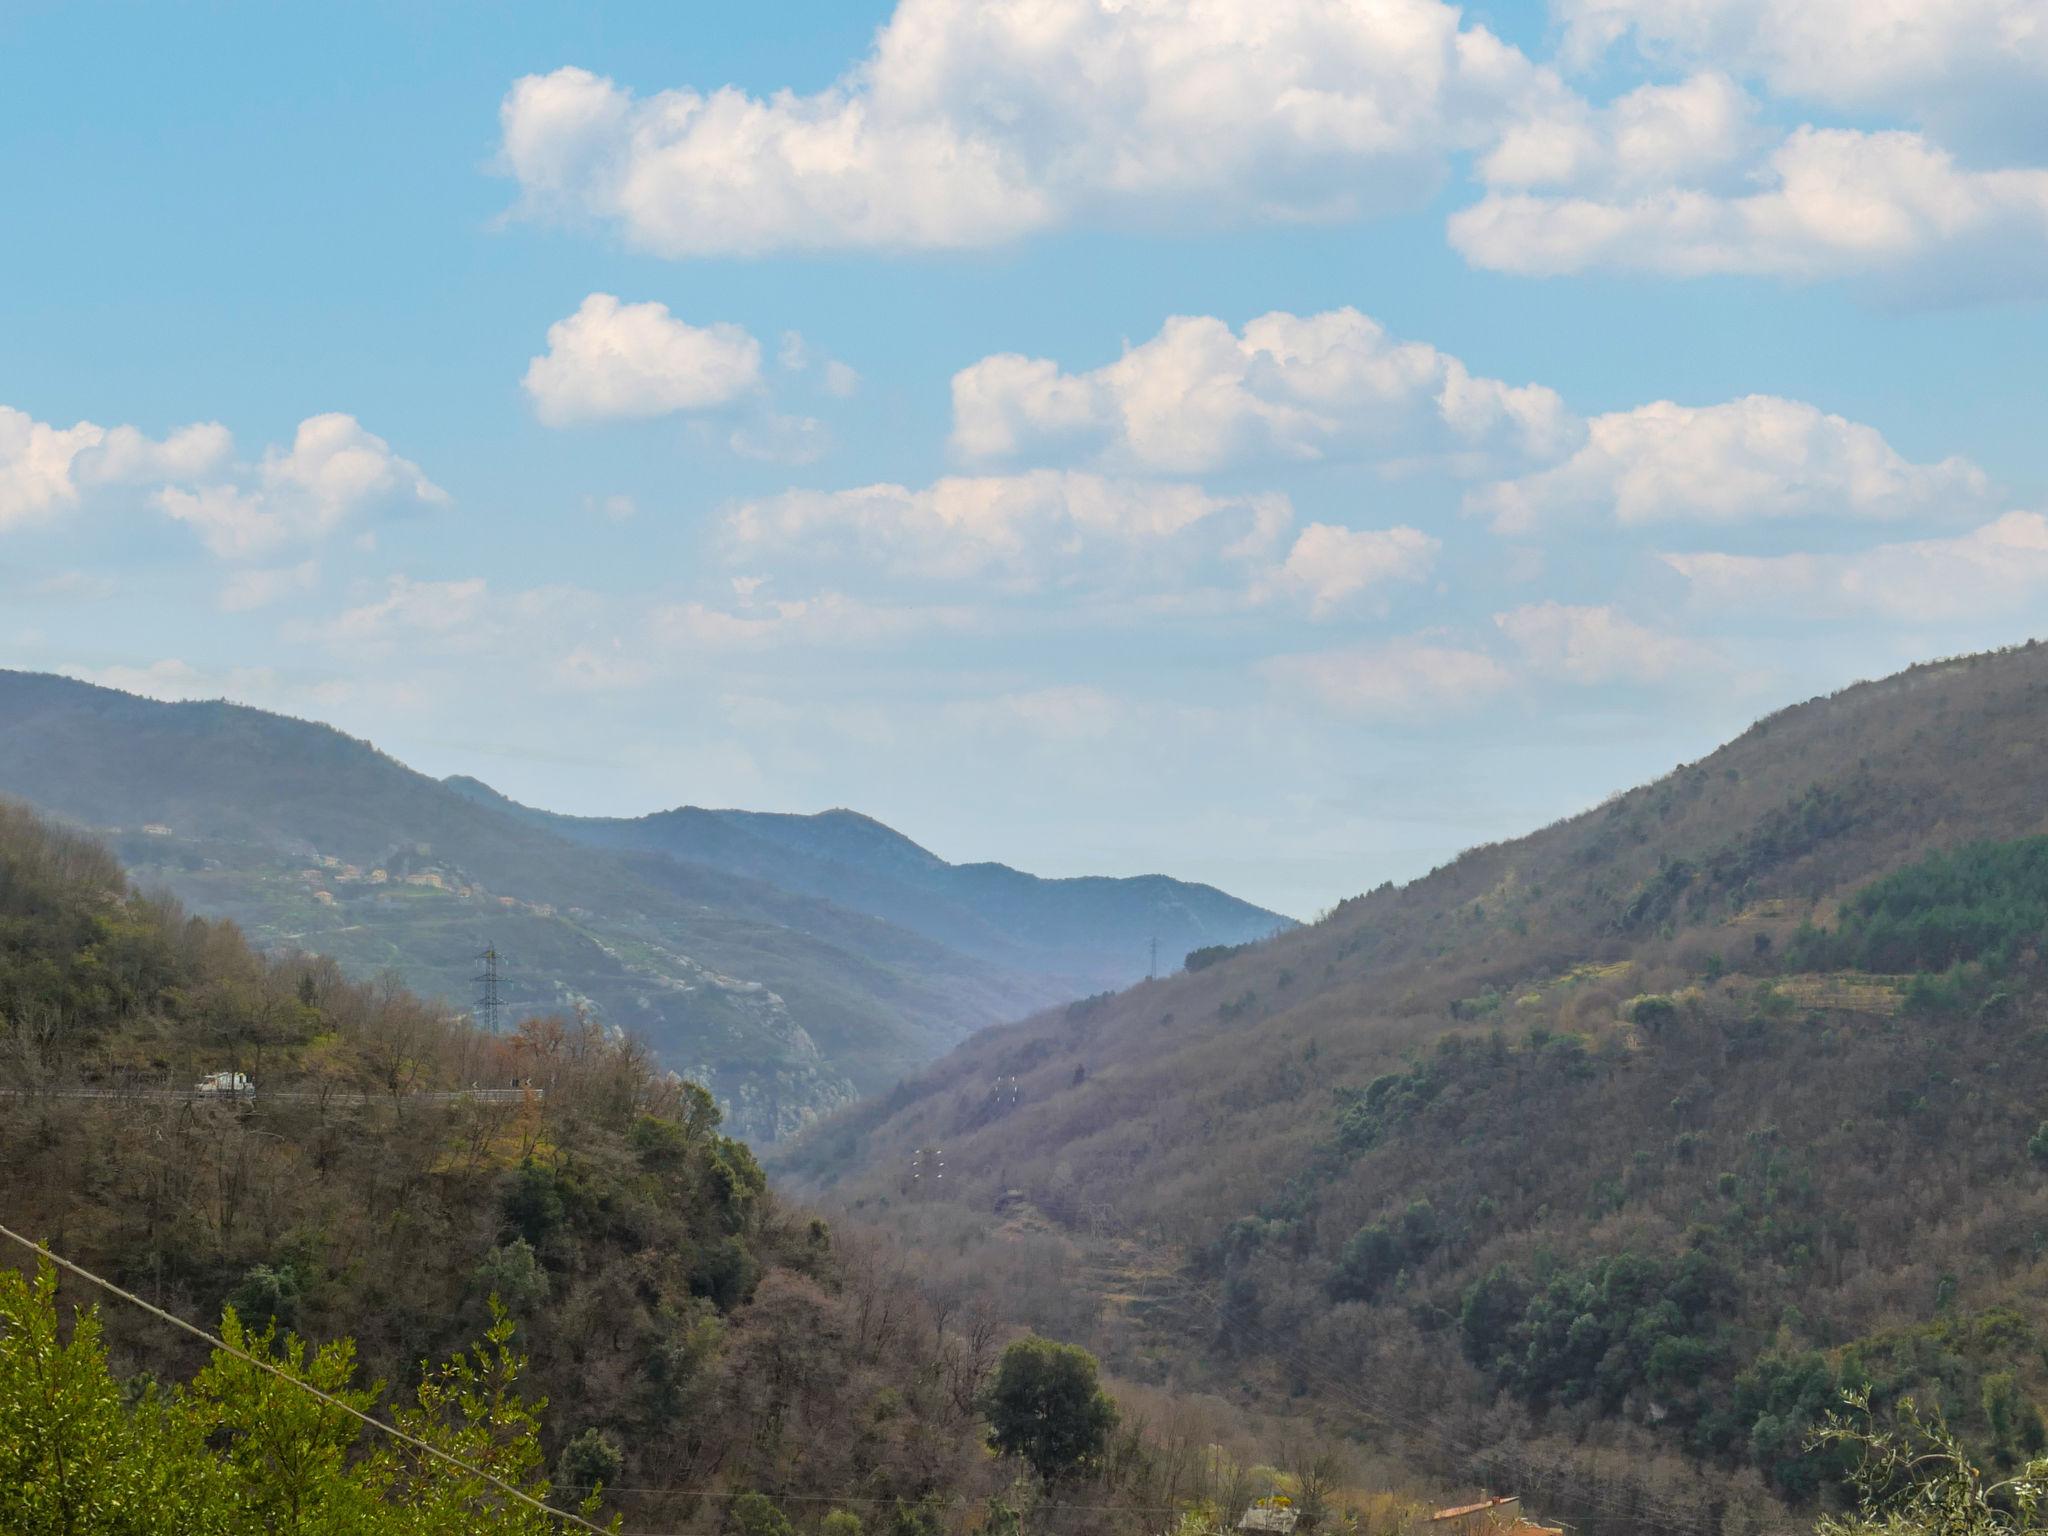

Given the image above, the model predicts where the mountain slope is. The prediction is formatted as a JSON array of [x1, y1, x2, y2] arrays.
[[788, 641, 2048, 1532], [0, 670, 1070, 1137], [0, 798, 1013, 1527], [443, 776, 1293, 992]]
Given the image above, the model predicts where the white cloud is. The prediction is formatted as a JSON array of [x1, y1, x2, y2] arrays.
[[496, 1, 1560, 255], [156, 414, 444, 558], [1556, 0, 2048, 123], [1494, 600, 1707, 683], [822, 360, 862, 399], [1452, 124, 2048, 289], [0, 407, 228, 530], [1476, 72, 1759, 195], [1663, 510, 2048, 620], [1, 405, 432, 557], [219, 560, 319, 613], [523, 293, 763, 425], [80, 422, 234, 489], [724, 470, 1291, 585], [1261, 523, 1439, 617], [952, 308, 1580, 474], [1469, 394, 1988, 531], [1264, 638, 1511, 716]]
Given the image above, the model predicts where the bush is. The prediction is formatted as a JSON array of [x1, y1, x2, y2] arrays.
[[555, 1427, 624, 1498]]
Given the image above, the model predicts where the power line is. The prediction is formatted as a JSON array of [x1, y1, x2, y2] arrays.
[[0, 1222, 610, 1536], [0, 1222, 1252, 1530]]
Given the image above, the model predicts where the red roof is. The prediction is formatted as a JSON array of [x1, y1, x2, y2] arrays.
[[1430, 1496, 1521, 1523]]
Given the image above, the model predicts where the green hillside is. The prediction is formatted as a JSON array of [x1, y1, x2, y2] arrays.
[[785, 641, 2048, 1534], [0, 795, 976, 1521], [0, 671, 1082, 1139]]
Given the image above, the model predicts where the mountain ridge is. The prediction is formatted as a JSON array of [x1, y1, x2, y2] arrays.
[[784, 639, 2048, 1529], [0, 668, 1285, 1140], [440, 770, 1295, 990]]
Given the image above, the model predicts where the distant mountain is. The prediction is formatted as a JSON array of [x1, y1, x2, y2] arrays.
[[443, 775, 1292, 993], [0, 670, 1286, 1139], [785, 640, 2048, 1529]]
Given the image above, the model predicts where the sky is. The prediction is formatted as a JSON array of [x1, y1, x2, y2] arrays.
[[3, 0, 2046, 919]]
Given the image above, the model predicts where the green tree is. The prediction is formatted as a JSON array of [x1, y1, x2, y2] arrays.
[[984, 1335, 1118, 1483], [555, 1427, 624, 1501], [1813, 1392, 2048, 1535], [730, 1492, 796, 1536]]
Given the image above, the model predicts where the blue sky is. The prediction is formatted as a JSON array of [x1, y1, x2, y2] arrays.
[[4, 0, 2046, 917]]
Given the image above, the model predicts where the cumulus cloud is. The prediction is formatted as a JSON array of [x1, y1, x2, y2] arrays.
[[724, 470, 1291, 585], [1264, 638, 1511, 716], [1663, 510, 2048, 621], [0, 406, 229, 530], [952, 308, 1580, 474], [156, 414, 445, 558], [1494, 600, 1709, 682], [496, 0, 1559, 255], [1555, 0, 2048, 125], [1469, 394, 1988, 531], [1260, 523, 1439, 617], [1476, 71, 1760, 195], [1, 405, 434, 557], [1452, 123, 2048, 290], [524, 293, 763, 425]]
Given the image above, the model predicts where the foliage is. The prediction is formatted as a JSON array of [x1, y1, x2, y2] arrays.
[[1462, 1250, 1731, 1411], [1187, 943, 1251, 973], [1792, 837, 2048, 980], [0, 1255, 591, 1535], [983, 1335, 1118, 1483], [1811, 1392, 2048, 1536]]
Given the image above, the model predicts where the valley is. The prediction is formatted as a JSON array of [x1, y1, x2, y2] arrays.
[[0, 669, 1288, 1140]]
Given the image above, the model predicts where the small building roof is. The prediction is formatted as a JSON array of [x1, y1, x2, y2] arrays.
[[1431, 1495, 1521, 1523]]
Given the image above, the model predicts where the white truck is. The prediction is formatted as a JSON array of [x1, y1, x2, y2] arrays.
[[194, 1070, 254, 1097]]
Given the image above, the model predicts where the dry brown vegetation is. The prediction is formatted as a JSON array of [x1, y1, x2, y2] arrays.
[[781, 641, 2048, 1536], [0, 796, 1456, 1535]]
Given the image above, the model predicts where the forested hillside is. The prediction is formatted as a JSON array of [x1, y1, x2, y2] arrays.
[[446, 777, 1291, 994], [786, 642, 2048, 1536], [0, 671, 1283, 1141], [0, 799, 1380, 1534]]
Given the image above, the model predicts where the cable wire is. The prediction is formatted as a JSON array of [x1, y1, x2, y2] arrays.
[[0, 1222, 611, 1536]]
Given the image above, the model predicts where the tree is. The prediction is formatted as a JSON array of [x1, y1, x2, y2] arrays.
[[731, 1493, 796, 1536], [1812, 1392, 2048, 1535], [984, 1335, 1118, 1483], [555, 1428, 624, 1501]]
